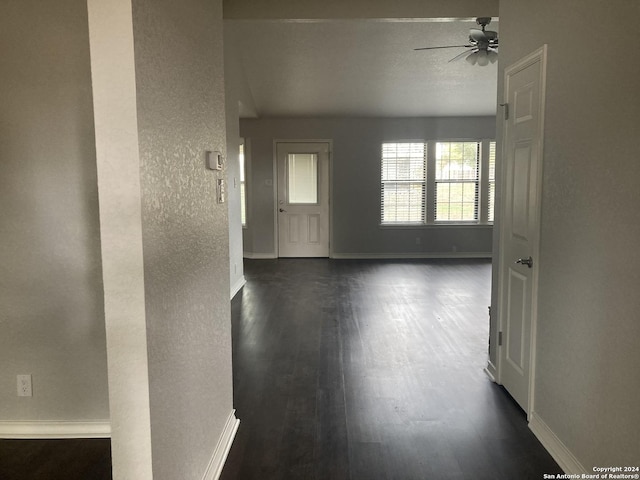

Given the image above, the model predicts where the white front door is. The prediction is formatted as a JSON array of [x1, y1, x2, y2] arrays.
[[498, 46, 547, 415], [276, 142, 330, 257]]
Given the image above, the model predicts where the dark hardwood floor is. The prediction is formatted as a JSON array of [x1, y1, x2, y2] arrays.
[[0, 258, 561, 480], [220, 258, 562, 480], [0, 438, 111, 480]]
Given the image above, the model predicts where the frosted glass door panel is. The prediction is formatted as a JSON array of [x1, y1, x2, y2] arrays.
[[288, 153, 318, 204]]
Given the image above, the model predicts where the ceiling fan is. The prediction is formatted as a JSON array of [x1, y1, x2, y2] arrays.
[[414, 17, 498, 66]]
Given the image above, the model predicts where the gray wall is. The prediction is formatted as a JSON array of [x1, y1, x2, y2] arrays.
[[492, 0, 640, 469], [0, 0, 109, 426], [241, 116, 495, 258]]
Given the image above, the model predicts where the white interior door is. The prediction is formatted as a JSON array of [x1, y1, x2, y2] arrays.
[[498, 46, 547, 415], [276, 142, 330, 257]]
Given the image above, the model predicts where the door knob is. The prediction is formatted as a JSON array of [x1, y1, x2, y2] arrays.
[[515, 256, 533, 268], [279, 208, 287, 213]]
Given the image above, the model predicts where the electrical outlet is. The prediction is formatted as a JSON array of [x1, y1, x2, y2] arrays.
[[17, 374, 32, 397]]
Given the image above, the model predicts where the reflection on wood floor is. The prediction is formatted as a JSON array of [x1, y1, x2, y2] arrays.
[[221, 258, 562, 480]]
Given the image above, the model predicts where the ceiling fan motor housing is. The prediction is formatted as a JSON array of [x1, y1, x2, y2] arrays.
[[476, 17, 492, 29]]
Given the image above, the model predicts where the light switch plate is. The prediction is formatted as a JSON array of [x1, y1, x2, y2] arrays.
[[216, 179, 226, 203]]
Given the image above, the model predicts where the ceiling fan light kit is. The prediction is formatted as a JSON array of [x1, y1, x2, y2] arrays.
[[414, 17, 499, 66], [466, 49, 498, 66]]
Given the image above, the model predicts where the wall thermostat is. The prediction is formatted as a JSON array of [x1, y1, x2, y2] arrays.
[[206, 150, 224, 170]]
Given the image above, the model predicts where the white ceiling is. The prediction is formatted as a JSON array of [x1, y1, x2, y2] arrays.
[[226, 18, 499, 118]]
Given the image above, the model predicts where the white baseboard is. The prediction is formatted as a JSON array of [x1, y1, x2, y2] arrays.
[[230, 276, 246, 299], [202, 410, 240, 480], [330, 252, 493, 260], [0, 420, 111, 439], [529, 412, 586, 475], [243, 252, 277, 259], [243, 252, 492, 260], [483, 361, 497, 383]]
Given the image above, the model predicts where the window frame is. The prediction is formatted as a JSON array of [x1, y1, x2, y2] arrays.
[[286, 152, 320, 206], [239, 140, 248, 228], [380, 139, 496, 227], [433, 141, 481, 224]]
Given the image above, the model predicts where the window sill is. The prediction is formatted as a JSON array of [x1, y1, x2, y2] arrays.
[[379, 223, 493, 230]]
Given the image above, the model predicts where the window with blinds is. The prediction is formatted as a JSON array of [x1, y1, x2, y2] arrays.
[[380, 139, 495, 225], [488, 141, 496, 223], [381, 142, 426, 224], [435, 142, 480, 222]]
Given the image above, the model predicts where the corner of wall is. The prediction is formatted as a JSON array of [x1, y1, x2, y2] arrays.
[[201, 410, 240, 480], [529, 412, 587, 475]]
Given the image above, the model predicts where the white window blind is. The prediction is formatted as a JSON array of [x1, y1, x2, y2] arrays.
[[381, 142, 426, 224], [287, 153, 318, 204], [488, 141, 496, 223], [434, 142, 480, 222]]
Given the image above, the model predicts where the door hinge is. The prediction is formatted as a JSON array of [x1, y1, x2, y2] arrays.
[[500, 103, 509, 120], [498, 331, 503, 346]]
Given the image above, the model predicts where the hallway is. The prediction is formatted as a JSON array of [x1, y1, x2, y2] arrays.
[[220, 258, 561, 479]]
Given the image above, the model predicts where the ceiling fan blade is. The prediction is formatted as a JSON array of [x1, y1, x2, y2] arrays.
[[469, 29, 487, 42], [448, 48, 476, 63], [414, 45, 471, 51]]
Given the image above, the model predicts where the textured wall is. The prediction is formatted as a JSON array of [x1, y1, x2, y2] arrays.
[[494, 0, 640, 468], [0, 0, 109, 423], [241, 116, 496, 257], [131, 0, 234, 479]]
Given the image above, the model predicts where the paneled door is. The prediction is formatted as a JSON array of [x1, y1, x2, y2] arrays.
[[498, 46, 547, 415], [276, 142, 330, 257]]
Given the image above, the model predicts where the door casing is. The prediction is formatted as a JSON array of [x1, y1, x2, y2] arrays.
[[273, 140, 333, 258]]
